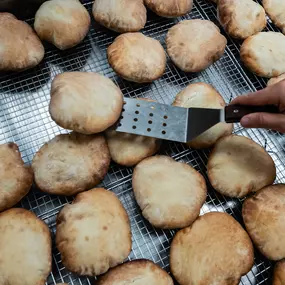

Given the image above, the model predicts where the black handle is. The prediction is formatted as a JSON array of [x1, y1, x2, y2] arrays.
[[225, 104, 279, 123]]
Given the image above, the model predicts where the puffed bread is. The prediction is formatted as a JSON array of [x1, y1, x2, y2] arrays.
[[208, 135, 276, 198], [273, 260, 285, 285], [170, 212, 254, 285], [56, 188, 131, 276], [107, 33, 166, 83], [218, 0, 266, 40], [166, 19, 227, 72], [173, 83, 233, 149], [49, 72, 123, 134], [0, 143, 33, 212], [93, 0, 146, 33], [0, 208, 51, 285], [243, 184, 285, 260], [32, 132, 110, 196], [240, 32, 285, 78], [132, 155, 207, 229], [34, 0, 90, 50], [0, 13, 44, 71], [96, 259, 174, 285], [144, 0, 193, 18], [263, 0, 285, 34], [267, 73, 285, 86]]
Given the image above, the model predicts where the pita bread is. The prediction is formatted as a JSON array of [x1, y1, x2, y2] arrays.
[[273, 260, 285, 285], [172, 82, 233, 149], [263, 0, 285, 34], [56, 188, 131, 276], [49, 72, 123, 134], [243, 184, 285, 260], [166, 19, 227, 72], [240, 32, 285, 78], [144, 0, 193, 18], [170, 212, 254, 285], [0, 13, 44, 71], [32, 132, 110, 196], [267, 73, 285, 86], [218, 0, 266, 40], [0, 208, 51, 285], [208, 135, 276, 198], [96, 259, 174, 285], [107, 32, 166, 83], [34, 0, 90, 50], [93, 0, 146, 33], [132, 155, 207, 229], [0, 143, 33, 212]]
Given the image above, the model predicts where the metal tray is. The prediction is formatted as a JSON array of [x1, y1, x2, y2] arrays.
[[0, 1, 284, 284]]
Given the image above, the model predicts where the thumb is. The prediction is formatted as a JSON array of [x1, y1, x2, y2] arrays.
[[241, 113, 285, 133]]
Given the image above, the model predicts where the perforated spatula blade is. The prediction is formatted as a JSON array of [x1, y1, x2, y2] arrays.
[[115, 98, 278, 143]]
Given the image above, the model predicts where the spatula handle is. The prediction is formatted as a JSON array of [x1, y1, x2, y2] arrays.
[[225, 104, 279, 123]]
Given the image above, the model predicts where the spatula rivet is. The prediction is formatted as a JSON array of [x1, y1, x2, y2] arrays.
[[132, 126, 137, 129], [163, 123, 167, 127], [148, 120, 152, 124], [134, 118, 138, 122], [147, 128, 151, 132], [162, 130, 166, 135], [136, 103, 140, 107], [149, 113, 153, 117], [233, 109, 239, 113], [135, 111, 139, 114], [164, 115, 168, 119]]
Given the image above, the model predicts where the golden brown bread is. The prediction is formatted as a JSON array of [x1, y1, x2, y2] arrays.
[[34, 0, 90, 50], [144, 0, 193, 18], [32, 132, 110, 196], [166, 19, 227, 72], [267, 73, 285, 86], [0, 13, 44, 71], [93, 0, 146, 33], [96, 259, 174, 284], [173, 83, 233, 149], [170, 212, 254, 285], [0, 208, 52, 285], [273, 260, 285, 285], [263, 0, 285, 34], [208, 135, 276, 198], [107, 32, 166, 83], [56, 188, 132, 276], [243, 184, 285, 260], [49, 72, 123, 134], [0, 142, 33, 212]]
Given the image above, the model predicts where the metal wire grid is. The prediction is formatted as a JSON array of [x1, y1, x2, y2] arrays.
[[0, 0, 284, 284]]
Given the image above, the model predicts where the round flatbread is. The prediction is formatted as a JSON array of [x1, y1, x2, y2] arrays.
[[263, 0, 285, 34], [32, 132, 110, 196], [243, 184, 285, 260], [144, 0, 193, 18], [0, 208, 51, 285], [93, 0, 146, 33], [96, 259, 174, 285], [0, 143, 33, 212], [49, 72, 123, 134], [34, 0, 90, 50], [107, 32, 166, 83], [273, 260, 285, 285], [56, 188, 132, 276], [208, 135, 276, 198], [218, 0, 266, 40], [166, 19, 227, 72], [240, 32, 285, 78], [170, 212, 254, 285], [132, 155, 207, 229], [0, 13, 44, 71], [173, 83, 233, 149], [267, 73, 285, 86]]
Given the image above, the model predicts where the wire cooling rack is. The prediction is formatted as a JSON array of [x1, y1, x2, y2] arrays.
[[0, 0, 284, 284]]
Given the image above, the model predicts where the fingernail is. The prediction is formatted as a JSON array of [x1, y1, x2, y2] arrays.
[[241, 116, 250, 126]]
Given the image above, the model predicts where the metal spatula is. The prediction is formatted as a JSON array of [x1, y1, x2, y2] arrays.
[[115, 98, 278, 143]]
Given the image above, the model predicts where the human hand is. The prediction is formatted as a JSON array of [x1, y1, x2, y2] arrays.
[[230, 80, 285, 133]]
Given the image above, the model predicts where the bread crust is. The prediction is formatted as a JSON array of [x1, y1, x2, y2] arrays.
[[32, 132, 110, 196], [208, 135, 276, 198], [243, 184, 285, 260], [273, 260, 285, 285], [166, 19, 227, 72], [267, 73, 285, 86], [56, 188, 132, 276], [263, 0, 285, 34], [0, 13, 44, 71]]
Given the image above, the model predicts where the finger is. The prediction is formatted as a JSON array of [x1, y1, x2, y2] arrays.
[[241, 113, 285, 133], [230, 80, 285, 106]]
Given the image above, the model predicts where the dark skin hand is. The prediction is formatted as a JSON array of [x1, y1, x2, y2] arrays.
[[230, 80, 285, 133]]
